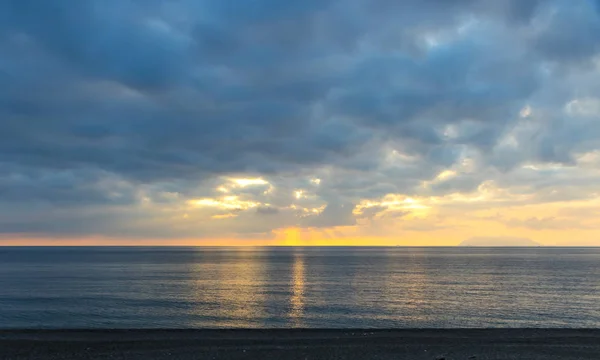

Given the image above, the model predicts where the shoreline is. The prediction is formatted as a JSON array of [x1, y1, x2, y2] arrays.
[[1, 329, 599, 359]]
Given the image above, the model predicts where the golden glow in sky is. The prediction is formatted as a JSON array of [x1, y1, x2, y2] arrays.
[[5, 170, 600, 246]]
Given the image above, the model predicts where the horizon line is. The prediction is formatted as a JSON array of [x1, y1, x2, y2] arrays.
[[1, 245, 598, 248]]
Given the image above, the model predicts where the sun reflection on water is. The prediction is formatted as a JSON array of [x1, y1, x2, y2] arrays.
[[289, 252, 305, 326], [190, 249, 267, 327], [382, 249, 430, 324]]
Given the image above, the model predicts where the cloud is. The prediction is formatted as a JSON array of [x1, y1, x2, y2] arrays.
[[503, 216, 589, 230], [255, 206, 280, 215], [533, 1, 600, 64], [301, 203, 356, 228], [459, 237, 541, 246], [1, 0, 600, 241]]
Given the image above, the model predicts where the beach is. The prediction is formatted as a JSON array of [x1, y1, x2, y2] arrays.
[[1, 329, 598, 360]]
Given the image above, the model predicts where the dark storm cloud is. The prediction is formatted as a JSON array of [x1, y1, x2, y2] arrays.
[[0, 0, 364, 184], [0, 166, 136, 206], [1, 0, 190, 89], [533, 1, 600, 64], [1, 0, 600, 237]]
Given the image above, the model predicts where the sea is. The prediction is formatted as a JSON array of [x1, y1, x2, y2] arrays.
[[0, 247, 599, 329]]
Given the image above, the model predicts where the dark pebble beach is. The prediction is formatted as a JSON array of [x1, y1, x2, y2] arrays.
[[1, 329, 599, 360]]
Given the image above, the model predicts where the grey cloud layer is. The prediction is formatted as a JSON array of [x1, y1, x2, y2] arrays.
[[1, 0, 600, 237]]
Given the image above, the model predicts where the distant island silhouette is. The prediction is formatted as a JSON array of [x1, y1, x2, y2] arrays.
[[459, 237, 542, 247]]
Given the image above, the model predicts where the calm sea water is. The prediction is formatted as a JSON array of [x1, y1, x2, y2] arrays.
[[0, 247, 599, 329]]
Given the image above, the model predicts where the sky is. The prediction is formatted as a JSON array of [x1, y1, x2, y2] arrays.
[[1, 0, 600, 246]]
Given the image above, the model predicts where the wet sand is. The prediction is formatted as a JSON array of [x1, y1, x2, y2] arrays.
[[0, 329, 598, 360]]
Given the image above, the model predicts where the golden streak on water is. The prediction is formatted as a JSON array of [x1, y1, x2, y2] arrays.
[[289, 252, 305, 326], [190, 249, 267, 328]]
